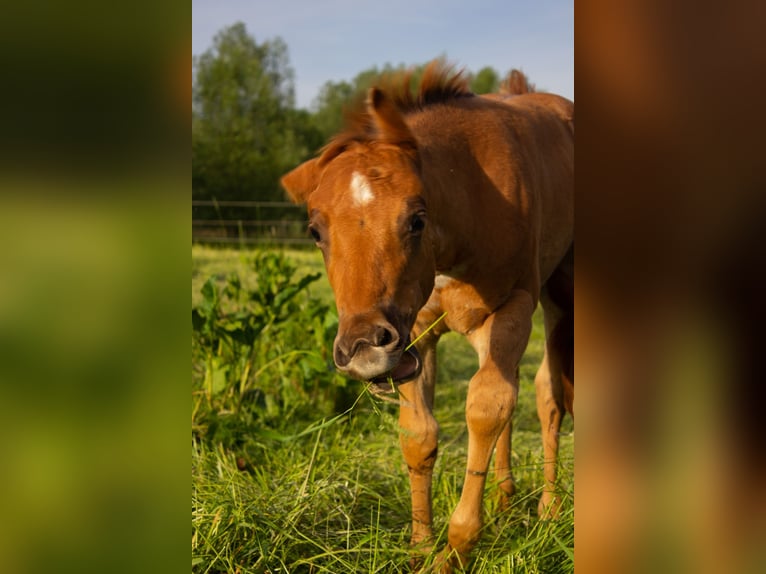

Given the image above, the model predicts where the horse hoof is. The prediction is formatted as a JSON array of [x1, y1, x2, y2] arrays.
[[538, 494, 563, 519]]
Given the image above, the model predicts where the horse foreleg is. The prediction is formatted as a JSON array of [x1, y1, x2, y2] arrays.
[[436, 290, 534, 572], [397, 329, 439, 560]]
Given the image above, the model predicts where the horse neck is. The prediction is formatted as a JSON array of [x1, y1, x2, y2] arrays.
[[410, 101, 518, 274], [417, 141, 478, 274], [419, 172, 470, 273]]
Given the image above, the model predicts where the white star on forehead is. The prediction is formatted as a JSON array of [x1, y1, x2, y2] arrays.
[[350, 171, 374, 206]]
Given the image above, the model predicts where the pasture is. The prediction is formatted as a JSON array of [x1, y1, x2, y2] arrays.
[[192, 245, 573, 573]]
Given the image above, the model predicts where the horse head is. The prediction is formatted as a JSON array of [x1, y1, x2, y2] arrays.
[[281, 88, 435, 384]]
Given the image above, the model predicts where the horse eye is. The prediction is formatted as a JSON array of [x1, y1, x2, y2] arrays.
[[409, 213, 426, 235], [308, 226, 322, 243]]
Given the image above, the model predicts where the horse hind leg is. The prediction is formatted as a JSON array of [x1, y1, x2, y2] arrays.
[[492, 367, 518, 512], [536, 254, 574, 519], [535, 347, 565, 518]]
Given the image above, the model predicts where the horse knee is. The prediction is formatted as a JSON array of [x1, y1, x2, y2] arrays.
[[400, 415, 439, 473], [466, 381, 517, 437]]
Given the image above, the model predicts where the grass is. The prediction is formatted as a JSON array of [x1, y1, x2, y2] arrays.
[[192, 245, 573, 573]]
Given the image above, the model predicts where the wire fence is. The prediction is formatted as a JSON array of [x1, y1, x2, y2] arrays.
[[192, 200, 312, 246]]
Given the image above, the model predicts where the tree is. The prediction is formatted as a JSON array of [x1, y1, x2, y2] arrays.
[[470, 66, 500, 94], [310, 79, 356, 141], [192, 22, 318, 208]]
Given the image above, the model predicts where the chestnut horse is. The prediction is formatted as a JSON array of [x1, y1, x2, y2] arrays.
[[281, 62, 573, 571]]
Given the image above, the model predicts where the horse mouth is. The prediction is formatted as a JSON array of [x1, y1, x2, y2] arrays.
[[370, 346, 422, 389]]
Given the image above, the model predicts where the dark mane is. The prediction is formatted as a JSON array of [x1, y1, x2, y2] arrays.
[[383, 61, 474, 112], [318, 61, 473, 165]]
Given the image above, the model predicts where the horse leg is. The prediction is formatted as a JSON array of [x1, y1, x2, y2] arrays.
[[397, 314, 443, 563], [535, 346, 565, 518], [536, 257, 574, 519], [493, 401, 515, 511], [436, 290, 534, 571]]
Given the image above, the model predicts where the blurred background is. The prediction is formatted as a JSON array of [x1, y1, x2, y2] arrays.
[[0, 1, 189, 573], [576, 1, 766, 572]]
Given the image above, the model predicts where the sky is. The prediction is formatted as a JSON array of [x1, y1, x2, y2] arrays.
[[192, 0, 573, 110]]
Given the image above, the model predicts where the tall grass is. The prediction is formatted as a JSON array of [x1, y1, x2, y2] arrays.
[[192, 246, 573, 573]]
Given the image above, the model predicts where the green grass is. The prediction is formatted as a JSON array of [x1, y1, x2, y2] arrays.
[[192, 245, 573, 573]]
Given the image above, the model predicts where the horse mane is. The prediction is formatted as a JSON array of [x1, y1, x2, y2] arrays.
[[499, 69, 536, 95], [318, 61, 473, 165], [388, 61, 474, 111]]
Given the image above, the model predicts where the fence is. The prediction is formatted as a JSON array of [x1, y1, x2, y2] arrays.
[[192, 200, 312, 246]]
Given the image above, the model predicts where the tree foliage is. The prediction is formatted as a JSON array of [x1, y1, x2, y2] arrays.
[[192, 22, 320, 208], [470, 66, 500, 94]]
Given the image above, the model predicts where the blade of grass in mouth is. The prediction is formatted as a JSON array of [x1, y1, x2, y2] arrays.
[[376, 311, 448, 386]]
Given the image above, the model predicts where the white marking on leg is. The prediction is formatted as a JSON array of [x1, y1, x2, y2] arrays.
[[350, 171, 374, 206]]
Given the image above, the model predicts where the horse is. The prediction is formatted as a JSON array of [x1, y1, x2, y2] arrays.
[[281, 62, 573, 571]]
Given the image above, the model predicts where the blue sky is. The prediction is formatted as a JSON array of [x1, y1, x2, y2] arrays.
[[192, 0, 573, 110]]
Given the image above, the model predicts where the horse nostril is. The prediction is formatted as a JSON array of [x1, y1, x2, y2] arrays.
[[334, 344, 351, 368], [374, 325, 398, 348], [334, 322, 400, 371]]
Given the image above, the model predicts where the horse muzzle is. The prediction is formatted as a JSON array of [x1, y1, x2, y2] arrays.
[[333, 318, 422, 384]]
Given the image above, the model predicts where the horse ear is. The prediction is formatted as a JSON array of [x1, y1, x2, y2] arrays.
[[367, 87, 418, 154], [281, 158, 321, 204]]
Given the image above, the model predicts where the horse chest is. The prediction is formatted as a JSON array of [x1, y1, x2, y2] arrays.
[[433, 274, 493, 335]]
